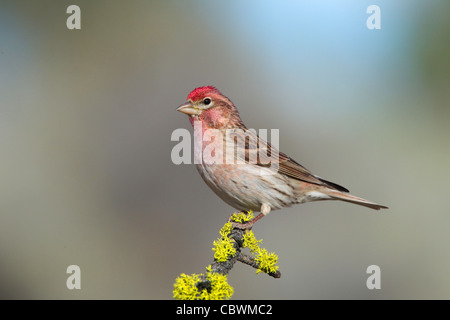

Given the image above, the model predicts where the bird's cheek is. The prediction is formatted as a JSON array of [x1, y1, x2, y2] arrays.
[[202, 110, 223, 127]]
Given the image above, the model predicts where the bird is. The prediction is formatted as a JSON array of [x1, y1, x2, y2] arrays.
[[177, 86, 388, 229]]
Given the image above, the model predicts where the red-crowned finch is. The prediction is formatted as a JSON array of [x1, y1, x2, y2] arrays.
[[177, 86, 387, 228]]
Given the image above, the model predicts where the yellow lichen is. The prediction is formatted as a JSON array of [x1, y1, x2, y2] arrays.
[[173, 273, 202, 300], [173, 266, 234, 300], [212, 222, 236, 262], [230, 210, 254, 223], [254, 248, 279, 275], [242, 230, 262, 252]]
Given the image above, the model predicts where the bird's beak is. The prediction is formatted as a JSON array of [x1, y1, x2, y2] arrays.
[[176, 101, 201, 116]]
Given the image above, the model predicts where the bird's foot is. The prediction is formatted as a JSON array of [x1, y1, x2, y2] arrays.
[[230, 220, 255, 230], [229, 212, 265, 230]]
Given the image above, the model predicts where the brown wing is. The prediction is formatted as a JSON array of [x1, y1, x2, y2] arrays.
[[276, 151, 349, 192], [227, 128, 349, 193]]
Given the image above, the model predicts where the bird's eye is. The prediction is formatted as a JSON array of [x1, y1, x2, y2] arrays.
[[203, 98, 211, 105]]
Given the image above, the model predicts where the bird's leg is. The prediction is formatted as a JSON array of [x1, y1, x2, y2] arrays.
[[230, 204, 271, 230]]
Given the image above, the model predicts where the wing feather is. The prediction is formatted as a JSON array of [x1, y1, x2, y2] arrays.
[[226, 128, 349, 192]]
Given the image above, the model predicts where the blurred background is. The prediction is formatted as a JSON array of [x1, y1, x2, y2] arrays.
[[0, 0, 449, 299]]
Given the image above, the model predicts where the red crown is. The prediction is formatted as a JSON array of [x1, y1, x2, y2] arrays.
[[187, 86, 220, 101]]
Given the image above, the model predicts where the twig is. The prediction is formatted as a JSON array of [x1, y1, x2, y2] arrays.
[[237, 253, 281, 278]]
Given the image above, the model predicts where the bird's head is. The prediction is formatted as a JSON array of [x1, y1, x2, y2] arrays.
[[177, 86, 245, 129]]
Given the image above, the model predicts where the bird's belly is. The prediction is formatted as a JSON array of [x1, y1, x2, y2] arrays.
[[196, 163, 295, 212]]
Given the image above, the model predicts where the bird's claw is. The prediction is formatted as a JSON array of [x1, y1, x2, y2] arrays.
[[230, 221, 254, 231]]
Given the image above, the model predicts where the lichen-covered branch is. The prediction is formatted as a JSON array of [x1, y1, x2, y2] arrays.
[[237, 253, 281, 278], [173, 211, 281, 300]]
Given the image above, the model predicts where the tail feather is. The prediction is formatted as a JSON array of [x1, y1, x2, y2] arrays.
[[324, 190, 388, 210]]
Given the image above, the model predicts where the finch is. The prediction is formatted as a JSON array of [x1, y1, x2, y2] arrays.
[[177, 86, 387, 228]]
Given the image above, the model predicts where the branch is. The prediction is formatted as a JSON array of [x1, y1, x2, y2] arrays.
[[237, 253, 281, 279], [173, 211, 281, 300]]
